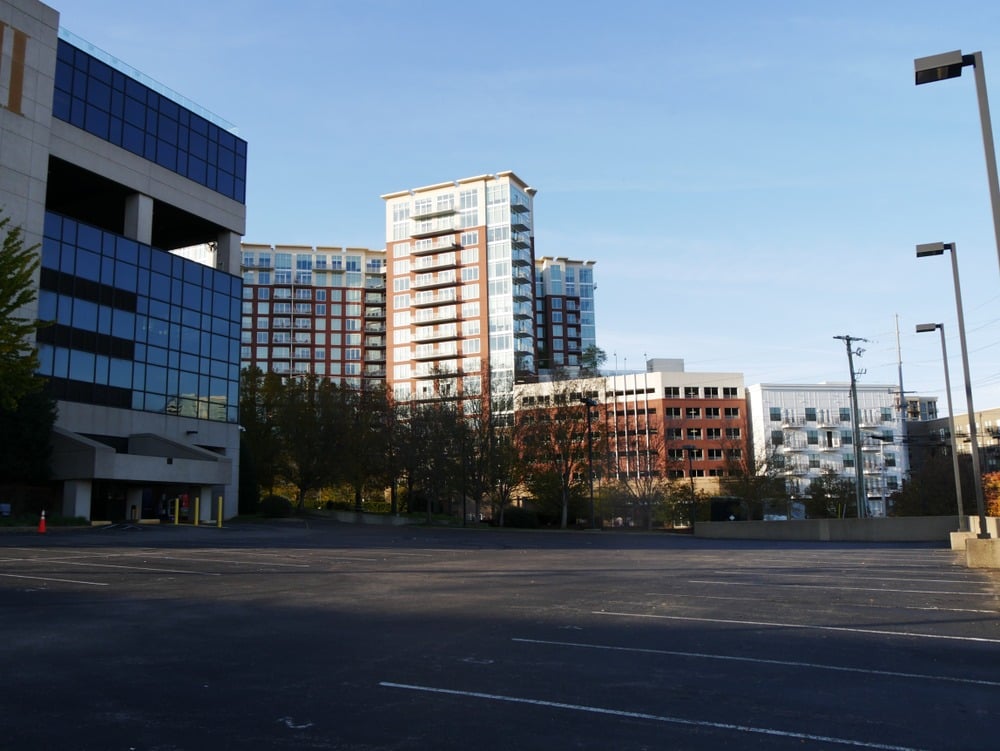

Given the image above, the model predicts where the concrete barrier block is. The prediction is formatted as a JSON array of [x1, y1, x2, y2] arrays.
[[950, 531, 975, 551], [965, 538, 1000, 569]]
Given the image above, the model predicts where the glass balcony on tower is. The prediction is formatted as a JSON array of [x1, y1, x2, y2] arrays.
[[411, 218, 459, 239], [411, 236, 460, 255], [412, 289, 458, 308], [410, 205, 458, 221]]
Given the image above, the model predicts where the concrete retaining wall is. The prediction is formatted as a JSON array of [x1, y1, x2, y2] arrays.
[[317, 510, 415, 527], [694, 516, 962, 543]]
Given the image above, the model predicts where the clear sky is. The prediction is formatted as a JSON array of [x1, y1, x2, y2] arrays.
[[52, 0, 1000, 417]]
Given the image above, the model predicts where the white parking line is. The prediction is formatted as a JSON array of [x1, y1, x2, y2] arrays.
[[709, 570, 987, 586], [594, 610, 1000, 644], [54, 560, 221, 576], [379, 681, 926, 751], [0, 573, 107, 586], [149, 554, 311, 568], [512, 637, 1000, 688], [647, 591, 998, 615], [687, 579, 995, 597]]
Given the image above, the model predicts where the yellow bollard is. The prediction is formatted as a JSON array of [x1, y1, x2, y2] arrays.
[[194, 496, 200, 526], [217, 496, 223, 528], [173, 498, 179, 525]]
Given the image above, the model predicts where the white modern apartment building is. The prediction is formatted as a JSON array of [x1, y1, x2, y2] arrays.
[[747, 383, 908, 516]]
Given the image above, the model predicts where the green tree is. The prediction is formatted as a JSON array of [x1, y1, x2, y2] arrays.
[[890, 450, 972, 516], [579, 345, 607, 377], [238, 366, 286, 497], [277, 374, 338, 510], [0, 215, 43, 410], [338, 384, 390, 512], [804, 470, 856, 519], [408, 399, 464, 522], [0, 386, 56, 484]]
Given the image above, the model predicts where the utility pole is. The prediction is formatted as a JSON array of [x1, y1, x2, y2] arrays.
[[835, 335, 868, 518], [895, 314, 906, 420]]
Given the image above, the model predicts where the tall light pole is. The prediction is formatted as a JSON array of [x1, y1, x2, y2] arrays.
[[915, 51, 1000, 277], [580, 396, 598, 529], [916, 242, 990, 538], [916, 323, 965, 522]]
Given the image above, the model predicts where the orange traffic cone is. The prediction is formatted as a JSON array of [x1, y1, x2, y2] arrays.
[[38, 510, 46, 534]]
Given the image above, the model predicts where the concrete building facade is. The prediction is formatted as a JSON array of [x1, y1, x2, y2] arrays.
[[2, 0, 246, 521], [514, 359, 747, 491]]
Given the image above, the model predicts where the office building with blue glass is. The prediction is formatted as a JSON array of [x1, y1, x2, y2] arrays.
[[1, 0, 246, 521]]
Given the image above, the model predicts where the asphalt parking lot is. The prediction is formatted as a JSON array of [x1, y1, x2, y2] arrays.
[[1, 520, 998, 750]]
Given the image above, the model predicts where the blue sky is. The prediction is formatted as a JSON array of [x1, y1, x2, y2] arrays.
[[53, 0, 1000, 415]]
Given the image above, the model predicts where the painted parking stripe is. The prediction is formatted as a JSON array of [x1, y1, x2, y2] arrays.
[[54, 560, 221, 576], [0, 573, 107, 586], [512, 637, 1000, 688], [687, 579, 995, 597], [648, 591, 998, 615], [379, 681, 926, 751], [594, 610, 1000, 644], [709, 570, 989, 586]]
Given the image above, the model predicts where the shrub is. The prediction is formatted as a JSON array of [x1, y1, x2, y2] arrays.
[[502, 507, 539, 528], [259, 494, 293, 518]]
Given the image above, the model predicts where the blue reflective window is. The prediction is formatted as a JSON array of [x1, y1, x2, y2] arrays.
[[56, 295, 73, 326], [146, 365, 166, 392], [76, 250, 100, 281], [74, 299, 98, 329], [53, 347, 69, 378], [114, 261, 137, 291], [59, 242, 76, 274], [147, 346, 168, 366], [77, 223, 101, 252], [97, 305, 113, 335], [42, 213, 241, 422], [109, 359, 132, 389], [69, 349, 95, 382], [94, 354, 109, 385], [111, 309, 134, 339], [38, 290, 57, 322]]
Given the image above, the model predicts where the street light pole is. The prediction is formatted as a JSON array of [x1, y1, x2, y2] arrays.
[[916, 243, 990, 538], [580, 397, 598, 529], [915, 50, 1000, 277], [916, 323, 965, 522]]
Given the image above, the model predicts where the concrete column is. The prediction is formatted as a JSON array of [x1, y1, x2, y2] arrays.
[[198, 486, 213, 523], [126, 487, 144, 521], [216, 230, 241, 274], [61, 480, 92, 520], [124, 193, 153, 245]]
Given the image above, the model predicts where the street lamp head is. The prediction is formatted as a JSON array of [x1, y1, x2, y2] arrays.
[[915, 323, 941, 333], [914, 50, 966, 85], [916, 241, 951, 257]]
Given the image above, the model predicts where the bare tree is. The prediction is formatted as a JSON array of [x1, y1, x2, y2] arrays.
[[719, 438, 789, 520], [517, 380, 601, 529]]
